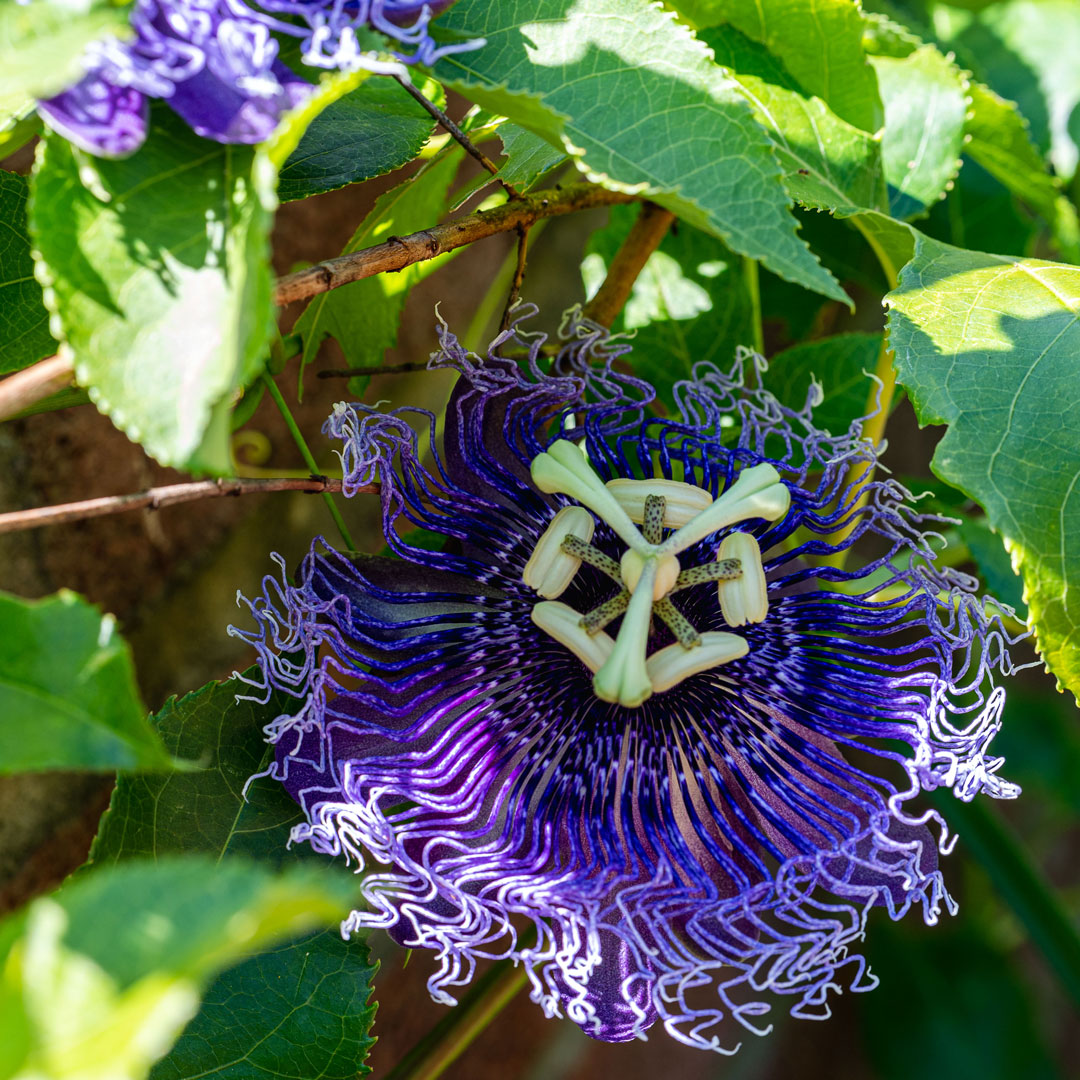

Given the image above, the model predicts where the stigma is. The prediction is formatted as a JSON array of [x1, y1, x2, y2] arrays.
[[524, 445, 789, 707]]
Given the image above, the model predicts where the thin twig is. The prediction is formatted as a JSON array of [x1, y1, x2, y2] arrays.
[[274, 183, 638, 307], [0, 476, 377, 536], [394, 74, 518, 199], [0, 355, 76, 422], [499, 223, 531, 331], [317, 361, 432, 379], [582, 201, 676, 328]]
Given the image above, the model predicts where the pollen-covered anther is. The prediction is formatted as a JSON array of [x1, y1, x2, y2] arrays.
[[523, 506, 596, 598], [717, 532, 768, 626], [606, 478, 714, 528], [646, 632, 749, 693], [620, 549, 681, 599], [531, 601, 615, 673]]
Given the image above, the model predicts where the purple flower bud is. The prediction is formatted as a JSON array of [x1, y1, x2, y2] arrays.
[[37, 0, 475, 156]]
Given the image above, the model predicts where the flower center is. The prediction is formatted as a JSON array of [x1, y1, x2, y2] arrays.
[[523, 441, 791, 707]]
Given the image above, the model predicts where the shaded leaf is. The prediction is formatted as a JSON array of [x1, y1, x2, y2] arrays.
[[0, 589, 173, 775], [872, 45, 968, 219], [0, 169, 53, 373], [88, 670, 312, 866], [0, 858, 352, 1080], [293, 146, 464, 396], [671, 0, 883, 132], [886, 233, 1080, 698], [499, 122, 565, 189], [956, 516, 1027, 617], [436, 0, 847, 304], [959, 0, 1080, 181], [964, 82, 1080, 260], [764, 332, 883, 435], [150, 931, 376, 1080], [277, 77, 438, 202], [704, 24, 887, 217]]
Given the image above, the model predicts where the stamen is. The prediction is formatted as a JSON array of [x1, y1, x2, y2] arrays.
[[580, 590, 630, 634], [531, 601, 615, 673], [672, 559, 742, 591], [717, 532, 769, 626], [646, 632, 748, 693], [593, 559, 658, 707], [530, 442, 647, 553], [560, 535, 623, 584], [658, 464, 790, 556], [606, 479, 713, 528], [642, 493, 665, 545], [522, 506, 595, 598], [654, 597, 702, 649]]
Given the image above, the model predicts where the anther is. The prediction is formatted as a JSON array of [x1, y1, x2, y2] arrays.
[[606, 478, 713, 528], [646, 632, 748, 693], [522, 506, 595, 598], [531, 601, 615, 672], [717, 532, 768, 626]]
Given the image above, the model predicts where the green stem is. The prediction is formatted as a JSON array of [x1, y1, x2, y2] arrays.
[[260, 370, 357, 552], [929, 792, 1080, 1008], [384, 960, 529, 1080], [742, 255, 764, 356]]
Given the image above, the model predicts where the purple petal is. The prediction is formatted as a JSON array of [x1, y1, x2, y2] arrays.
[[38, 76, 148, 158]]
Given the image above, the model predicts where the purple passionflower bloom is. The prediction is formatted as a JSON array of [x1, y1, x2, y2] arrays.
[[234, 308, 1022, 1052], [37, 0, 473, 157]]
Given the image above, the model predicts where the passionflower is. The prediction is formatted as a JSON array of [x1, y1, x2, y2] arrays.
[[235, 307, 1021, 1052], [36, 0, 474, 156]]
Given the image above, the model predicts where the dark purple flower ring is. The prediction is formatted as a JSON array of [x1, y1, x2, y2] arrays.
[[233, 307, 1024, 1052]]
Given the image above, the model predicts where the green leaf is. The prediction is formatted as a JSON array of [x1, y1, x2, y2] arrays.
[[0, 589, 174, 775], [436, 0, 847, 305], [0, 169, 54, 373], [956, 516, 1027, 617], [703, 25, 887, 217], [670, 0, 883, 133], [499, 122, 565, 189], [29, 108, 275, 473], [0, 857, 353, 1080], [293, 146, 464, 396], [583, 203, 754, 406], [964, 82, 1080, 260], [886, 233, 1080, 698], [277, 77, 438, 203], [88, 675, 377, 1080], [89, 670, 311, 866], [149, 931, 376, 1080], [764, 332, 883, 435], [0, 97, 40, 159], [871, 45, 969, 220], [0, 0, 130, 103]]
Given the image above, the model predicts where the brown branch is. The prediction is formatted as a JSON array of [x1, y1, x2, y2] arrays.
[[317, 361, 432, 379], [500, 224, 531, 331], [0, 476, 378, 536], [273, 183, 638, 307], [393, 74, 517, 199], [582, 201, 676, 328], [0, 355, 76, 422]]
